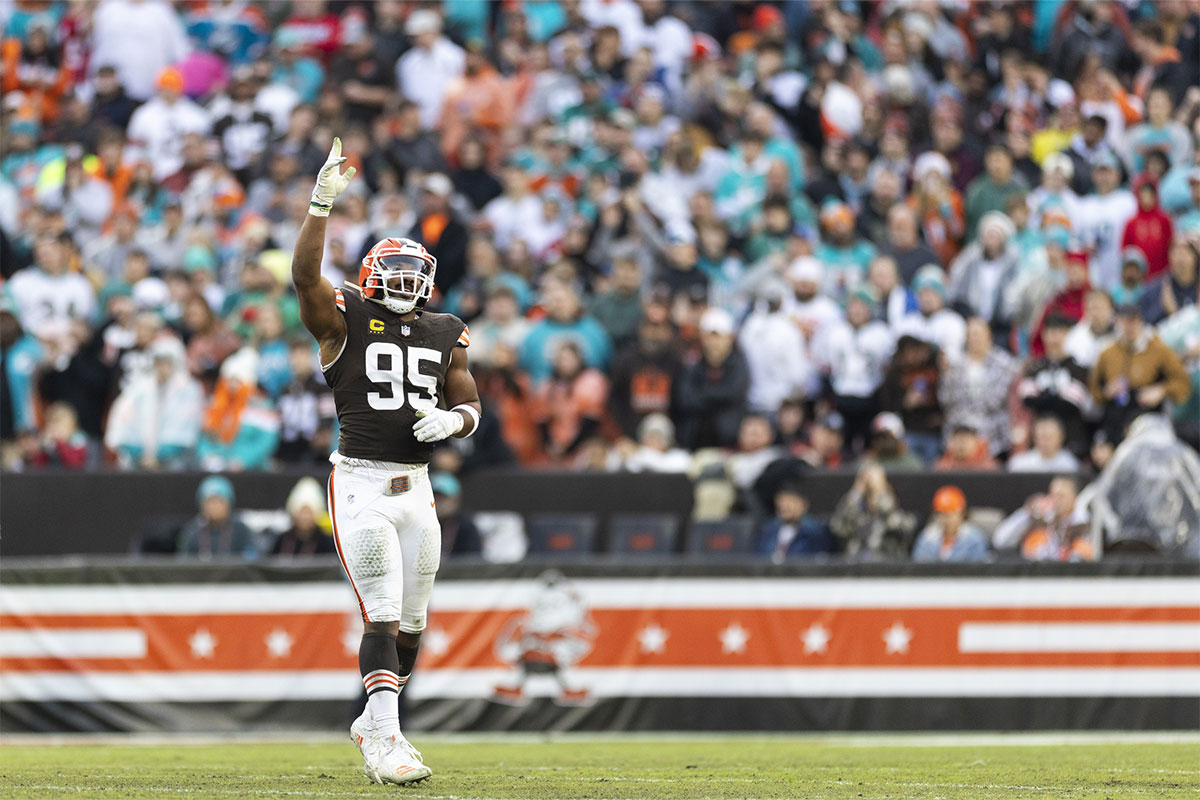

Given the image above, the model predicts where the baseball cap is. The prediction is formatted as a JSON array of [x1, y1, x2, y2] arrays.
[[818, 412, 845, 433], [664, 219, 696, 246], [406, 9, 442, 36], [871, 412, 905, 439], [422, 172, 453, 198], [156, 67, 184, 93], [1121, 246, 1148, 273], [430, 472, 461, 498], [912, 264, 946, 296], [1043, 152, 1074, 180], [699, 307, 735, 336], [197, 475, 235, 506], [1093, 151, 1121, 171], [932, 485, 967, 513], [788, 256, 822, 284]]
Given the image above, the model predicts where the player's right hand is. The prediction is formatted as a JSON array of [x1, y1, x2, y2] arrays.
[[309, 137, 356, 217]]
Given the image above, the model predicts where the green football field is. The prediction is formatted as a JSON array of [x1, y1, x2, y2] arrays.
[[2, 735, 1198, 799]]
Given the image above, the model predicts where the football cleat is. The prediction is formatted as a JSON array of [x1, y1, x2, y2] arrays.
[[349, 710, 382, 784], [366, 733, 432, 785]]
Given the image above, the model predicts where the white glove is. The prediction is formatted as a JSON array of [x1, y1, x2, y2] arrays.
[[309, 137, 356, 217], [412, 408, 464, 443]]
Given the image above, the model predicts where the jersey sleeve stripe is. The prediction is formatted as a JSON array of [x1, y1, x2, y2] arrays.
[[457, 326, 470, 347], [334, 288, 346, 311]]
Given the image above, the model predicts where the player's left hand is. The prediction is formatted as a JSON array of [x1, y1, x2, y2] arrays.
[[412, 408, 464, 443]]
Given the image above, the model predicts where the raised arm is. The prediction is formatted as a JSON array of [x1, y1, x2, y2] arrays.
[[293, 138, 355, 364], [413, 345, 483, 443]]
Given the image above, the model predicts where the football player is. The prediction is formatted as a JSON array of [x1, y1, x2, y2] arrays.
[[292, 139, 481, 785]]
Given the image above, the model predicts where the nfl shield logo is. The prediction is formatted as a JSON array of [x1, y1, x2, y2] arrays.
[[401, 324, 411, 336]]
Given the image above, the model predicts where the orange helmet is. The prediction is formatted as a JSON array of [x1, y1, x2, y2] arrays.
[[358, 237, 437, 314], [932, 485, 966, 514]]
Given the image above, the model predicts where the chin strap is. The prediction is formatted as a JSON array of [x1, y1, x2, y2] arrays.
[[451, 404, 480, 436]]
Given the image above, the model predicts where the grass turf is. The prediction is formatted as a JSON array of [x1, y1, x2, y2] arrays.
[[1, 737, 1198, 799]]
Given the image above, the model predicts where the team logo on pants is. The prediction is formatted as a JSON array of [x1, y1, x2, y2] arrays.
[[385, 476, 411, 496]]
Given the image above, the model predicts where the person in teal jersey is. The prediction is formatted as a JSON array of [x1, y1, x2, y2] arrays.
[[814, 199, 876, 303], [1176, 170, 1200, 235], [270, 29, 324, 104], [1111, 247, 1148, 308]]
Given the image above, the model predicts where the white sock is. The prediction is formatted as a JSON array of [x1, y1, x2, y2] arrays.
[[363, 669, 401, 738]]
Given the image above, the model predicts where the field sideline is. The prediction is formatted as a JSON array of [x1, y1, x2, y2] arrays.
[[1, 733, 1198, 799]]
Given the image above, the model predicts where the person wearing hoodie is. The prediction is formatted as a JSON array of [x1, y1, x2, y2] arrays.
[[740, 285, 813, 414], [947, 211, 1022, 336], [816, 286, 894, 453], [104, 336, 205, 469], [1111, 246, 1149, 308], [895, 265, 966, 359], [1121, 176, 1174, 280], [196, 347, 280, 471], [1030, 249, 1093, 359]]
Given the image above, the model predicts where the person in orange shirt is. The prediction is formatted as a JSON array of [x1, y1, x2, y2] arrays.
[[907, 151, 965, 268], [1, 20, 72, 124], [535, 340, 610, 463], [438, 42, 516, 170], [933, 423, 1000, 471]]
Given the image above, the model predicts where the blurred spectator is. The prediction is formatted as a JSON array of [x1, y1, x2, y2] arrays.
[[433, 471, 482, 558], [0, 299, 42, 468], [784, 256, 843, 352], [8, 234, 95, 339], [588, 254, 644, 348], [1065, 289, 1118, 368], [181, 292, 239, 382], [863, 412, 923, 472], [24, 401, 97, 469], [1111, 246, 1149, 308], [941, 318, 1020, 457], [126, 67, 210, 181], [756, 483, 834, 564], [197, 348, 280, 471], [177, 474, 256, 560], [1141, 236, 1199, 325], [883, 202, 940, 285], [1008, 415, 1082, 473], [1090, 303, 1192, 441], [895, 265, 966, 358], [520, 278, 611, 382], [1123, 87, 1193, 175], [795, 413, 845, 471], [612, 413, 690, 473], [91, 0, 190, 102], [907, 151, 965, 269], [90, 64, 138, 131], [965, 144, 1028, 240], [880, 335, 943, 463], [816, 286, 894, 453], [993, 476, 1094, 561], [535, 340, 609, 463], [830, 462, 917, 560], [740, 286, 811, 415], [271, 476, 335, 557], [1092, 414, 1200, 556], [912, 485, 990, 562], [275, 339, 335, 464], [104, 336, 204, 470], [728, 414, 783, 492], [1015, 313, 1093, 455], [396, 9, 465, 130], [409, 173, 468, 295], [947, 211, 1020, 333], [1075, 153, 1136, 290], [1122, 176, 1174, 281], [933, 423, 998, 472], [674, 308, 749, 450]]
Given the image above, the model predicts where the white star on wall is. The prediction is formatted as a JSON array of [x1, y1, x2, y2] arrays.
[[719, 622, 750, 654], [265, 628, 294, 658], [423, 627, 451, 657], [883, 622, 913, 655], [801, 623, 831, 655], [188, 627, 217, 659], [637, 623, 669, 654], [342, 628, 360, 657]]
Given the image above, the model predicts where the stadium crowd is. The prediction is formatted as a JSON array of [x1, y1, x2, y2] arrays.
[[2, 0, 1199, 559]]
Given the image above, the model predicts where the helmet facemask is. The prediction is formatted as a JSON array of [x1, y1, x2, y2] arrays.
[[361, 253, 436, 314]]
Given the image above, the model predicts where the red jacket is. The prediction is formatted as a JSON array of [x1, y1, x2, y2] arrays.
[[1122, 186, 1173, 280]]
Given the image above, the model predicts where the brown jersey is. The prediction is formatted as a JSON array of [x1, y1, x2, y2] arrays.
[[324, 283, 469, 463]]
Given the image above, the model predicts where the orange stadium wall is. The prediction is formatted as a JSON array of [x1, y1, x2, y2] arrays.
[[1, 561, 1196, 733]]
